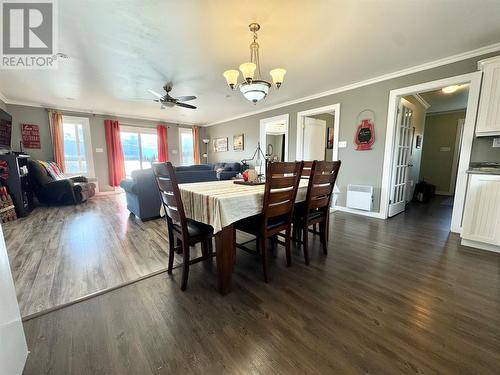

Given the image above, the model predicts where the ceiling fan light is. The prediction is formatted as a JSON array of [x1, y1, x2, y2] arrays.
[[223, 70, 239, 90], [239, 62, 256, 83], [240, 80, 270, 104], [270, 68, 286, 88]]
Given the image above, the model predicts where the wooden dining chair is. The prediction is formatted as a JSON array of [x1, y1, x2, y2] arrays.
[[234, 161, 304, 282], [301, 161, 314, 179], [152, 162, 215, 291], [293, 160, 341, 265]]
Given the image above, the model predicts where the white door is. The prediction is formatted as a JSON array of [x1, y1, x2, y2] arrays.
[[0, 224, 28, 375], [303, 117, 326, 160], [388, 100, 414, 217]]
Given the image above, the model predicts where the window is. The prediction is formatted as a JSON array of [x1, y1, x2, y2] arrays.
[[62, 116, 95, 177], [179, 128, 194, 166], [120, 126, 158, 177]]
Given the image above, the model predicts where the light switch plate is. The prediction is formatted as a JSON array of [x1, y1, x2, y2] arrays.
[[171, 149, 178, 154], [338, 141, 347, 148], [493, 138, 500, 148], [95, 148, 103, 153]]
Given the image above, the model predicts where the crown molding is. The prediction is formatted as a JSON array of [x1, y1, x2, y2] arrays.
[[3, 99, 198, 126], [413, 93, 431, 109], [205, 42, 500, 126]]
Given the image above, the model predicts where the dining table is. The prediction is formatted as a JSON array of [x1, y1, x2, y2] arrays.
[[178, 179, 309, 294]]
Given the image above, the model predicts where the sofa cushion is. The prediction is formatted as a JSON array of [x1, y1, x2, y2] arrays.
[[175, 164, 212, 172]]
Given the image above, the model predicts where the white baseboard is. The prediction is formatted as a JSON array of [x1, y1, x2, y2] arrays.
[[461, 239, 500, 253], [333, 205, 386, 219]]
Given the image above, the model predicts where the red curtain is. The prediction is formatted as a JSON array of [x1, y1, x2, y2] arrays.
[[157, 125, 168, 162], [104, 120, 125, 187]]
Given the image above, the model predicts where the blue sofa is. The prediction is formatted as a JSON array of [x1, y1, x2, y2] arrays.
[[120, 164, 221, 220]]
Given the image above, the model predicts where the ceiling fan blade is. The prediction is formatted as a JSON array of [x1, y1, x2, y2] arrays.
[[148, 89, 164, 99], [175, 95, 196, 102], [176, 102, 197, 110]]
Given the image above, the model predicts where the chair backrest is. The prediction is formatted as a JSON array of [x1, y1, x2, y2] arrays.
[[262, 161, 304, 225], [305, 160, 341, 214], [301, 161, 314, 179], [152, 162, 188, 236]]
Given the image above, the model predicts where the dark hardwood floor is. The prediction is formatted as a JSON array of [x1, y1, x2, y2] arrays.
[[20, 196, 500, 374]]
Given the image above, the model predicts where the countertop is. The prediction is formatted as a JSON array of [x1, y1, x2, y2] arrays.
[[467, 162, 500, 175]]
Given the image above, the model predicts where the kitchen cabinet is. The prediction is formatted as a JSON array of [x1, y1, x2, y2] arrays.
[[461, 173, 500, 252], [476, 56, 500, 136]]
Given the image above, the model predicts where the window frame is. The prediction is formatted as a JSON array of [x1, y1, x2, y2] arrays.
[[61, 115, 95, 178], [178, 127, 194, 166], [120, 125, 158, 174]]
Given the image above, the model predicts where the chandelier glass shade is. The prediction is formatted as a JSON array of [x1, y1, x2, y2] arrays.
[[223, 23, 286, 104]]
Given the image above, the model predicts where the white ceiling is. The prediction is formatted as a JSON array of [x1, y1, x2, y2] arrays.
[[420, 85, 470, 113], [1, 0, 500, 125]]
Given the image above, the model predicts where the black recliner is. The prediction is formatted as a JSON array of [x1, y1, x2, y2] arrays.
[[28, 160, 95, 205]]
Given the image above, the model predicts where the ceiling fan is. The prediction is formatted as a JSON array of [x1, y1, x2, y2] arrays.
[[148, 84, 197, 109]]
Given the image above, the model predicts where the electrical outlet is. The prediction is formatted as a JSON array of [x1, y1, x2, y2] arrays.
[[493, 138, 500, 148], [95, 148, 103, 153], [440, 146, 451, 152], [338, 141, 347, 148]]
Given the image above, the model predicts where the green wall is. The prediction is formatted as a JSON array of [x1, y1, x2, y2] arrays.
[[420, 111, 465, 193]]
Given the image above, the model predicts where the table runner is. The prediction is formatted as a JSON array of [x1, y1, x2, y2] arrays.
[[178, 180, 308, 233]]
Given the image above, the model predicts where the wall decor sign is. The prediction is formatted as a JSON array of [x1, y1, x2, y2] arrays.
[[233, 134, 244, 151], [326, 127, 334, 149], [354, 110, 375, 151], [213, 137, 228, 152], [21, 124, 41, 149]]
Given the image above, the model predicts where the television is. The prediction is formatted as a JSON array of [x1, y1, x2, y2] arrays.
[[0, 108, 12, 150]]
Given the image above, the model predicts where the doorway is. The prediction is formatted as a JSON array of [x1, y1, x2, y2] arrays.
[[381, 72, 482, 232], [296, 104, 341, 161], [260, 114, 289, 164]]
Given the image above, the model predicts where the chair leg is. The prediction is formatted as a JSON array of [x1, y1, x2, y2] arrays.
[[181, 242, 190, 291], [320, 220, 328, 255], [176, 238, 183, 254], [285, 227, 292, 267], [201, 240, 208, 257], [302, 224, 310, 265], [260, 236, 269, 283], [167, 231, 175, 274]]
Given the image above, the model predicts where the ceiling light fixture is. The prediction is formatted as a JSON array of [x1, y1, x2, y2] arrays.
[[223, 23, 286, 104], [442, 85, 460, 94]]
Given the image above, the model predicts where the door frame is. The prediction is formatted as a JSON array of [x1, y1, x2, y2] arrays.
[[380, 71, 482, 233], [259, 113, 289, 162], [296, 104, 341, 161]]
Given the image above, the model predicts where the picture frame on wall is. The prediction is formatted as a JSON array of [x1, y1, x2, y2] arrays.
[[233, 134, 244, 151], [326, 127, 334, 149], [213, 137, 228, 152]]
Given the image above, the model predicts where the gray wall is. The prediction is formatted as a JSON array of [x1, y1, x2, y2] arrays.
[[0, 98, 6, 111], [5, 104, 199, 191], [204, 52, 500, 212]]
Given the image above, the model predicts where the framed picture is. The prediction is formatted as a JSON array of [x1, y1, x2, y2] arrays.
[[213, 137, 228, 152], [233, 134, 244, 151], [326, 127, 334, 149]]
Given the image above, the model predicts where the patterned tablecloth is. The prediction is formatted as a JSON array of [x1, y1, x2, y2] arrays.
[[178, 180, 309, 233]]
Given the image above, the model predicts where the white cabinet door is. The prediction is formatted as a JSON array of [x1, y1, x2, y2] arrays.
[[462, 174, 500, 245], [0, 224, 28, 375], [476, 56, 500, 136]]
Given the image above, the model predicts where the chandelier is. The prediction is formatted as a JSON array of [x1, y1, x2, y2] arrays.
[[223, 23, 286, 104]]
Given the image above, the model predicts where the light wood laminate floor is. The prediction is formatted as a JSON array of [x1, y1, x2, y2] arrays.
[[3, 194, 173, 317], [21, 197, 500, 374]]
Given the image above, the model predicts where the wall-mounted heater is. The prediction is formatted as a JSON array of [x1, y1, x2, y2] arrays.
[[346, 184, 373, 211]]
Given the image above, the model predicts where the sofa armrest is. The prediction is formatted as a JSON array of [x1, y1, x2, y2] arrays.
[[44, 179, 76, 204], [120, 179, 138, 194], [69, 175, 88, 183]]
